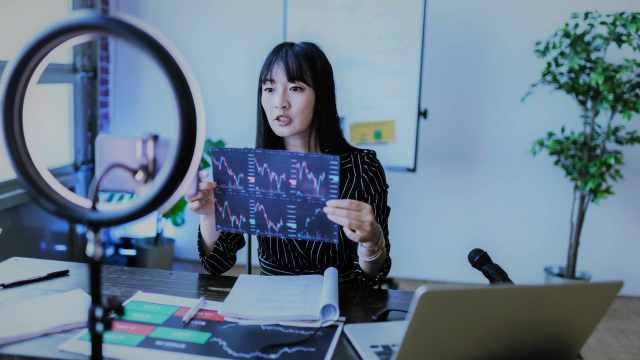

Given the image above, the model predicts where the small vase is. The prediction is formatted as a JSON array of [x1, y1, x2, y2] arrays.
[[544, 265, 591, 284]]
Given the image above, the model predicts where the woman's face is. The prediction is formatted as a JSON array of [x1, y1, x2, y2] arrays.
[[261, 64, 316, 142]]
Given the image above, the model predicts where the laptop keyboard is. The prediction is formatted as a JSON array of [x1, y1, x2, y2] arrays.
[[370, 343, 400, 360]]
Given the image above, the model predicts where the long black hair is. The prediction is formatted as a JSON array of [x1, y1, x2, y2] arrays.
[[256, 42, 354, 154]]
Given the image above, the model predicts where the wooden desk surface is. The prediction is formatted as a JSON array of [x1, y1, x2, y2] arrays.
[[0, 257, 411, 359], [1, 257, 639, 359]]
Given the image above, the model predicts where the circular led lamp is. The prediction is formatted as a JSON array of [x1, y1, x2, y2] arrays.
[[0, 12, 205, 227]]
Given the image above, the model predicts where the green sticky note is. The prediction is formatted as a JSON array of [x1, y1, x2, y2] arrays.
[[150, 326, 211, 344], [122, 310, 171, 325], [80, 331, 145, 347], [125, 301, 179, 316]]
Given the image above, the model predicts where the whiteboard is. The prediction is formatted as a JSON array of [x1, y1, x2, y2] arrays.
[[286, 0, 426, 170]]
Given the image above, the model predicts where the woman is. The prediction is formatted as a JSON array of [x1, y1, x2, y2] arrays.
[[188, 42, 391, 287]]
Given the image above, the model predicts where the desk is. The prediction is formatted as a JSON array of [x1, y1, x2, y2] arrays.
[[1, 257, 639, 359], [0, 257, 411, 359]]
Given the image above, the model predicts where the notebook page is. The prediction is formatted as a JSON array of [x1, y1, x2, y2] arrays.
[[0, 289, 90, 345], [220, 274, 323, 321], [221, 266, 344, 322]]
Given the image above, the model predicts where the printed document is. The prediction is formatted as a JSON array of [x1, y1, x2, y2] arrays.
[[220, 267, 339, 322]]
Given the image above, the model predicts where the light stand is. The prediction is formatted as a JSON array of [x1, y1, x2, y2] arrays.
[[0, 11, 204, 360], [86, 226, 119, 359]]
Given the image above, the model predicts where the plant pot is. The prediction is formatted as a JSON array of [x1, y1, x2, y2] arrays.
[[544, 265, 591, 284], [132, 236, 175, 270]]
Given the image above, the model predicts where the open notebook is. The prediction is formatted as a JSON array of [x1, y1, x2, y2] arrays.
[[220, 267, 339, 323], [0, 289, 90, 346]]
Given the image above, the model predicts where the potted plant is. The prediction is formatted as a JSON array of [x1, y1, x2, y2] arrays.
[[524, 11, 640, 281]]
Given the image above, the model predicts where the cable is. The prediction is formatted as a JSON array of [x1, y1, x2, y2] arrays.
[[371, 308, 408, 322], [259, 321, 332, 351], [88, 163, 138, 209]]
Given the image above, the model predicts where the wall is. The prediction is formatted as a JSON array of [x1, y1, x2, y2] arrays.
[[392, 0, 640, 295], [109, 0, 282, 265], [111, 0, 640, 295]]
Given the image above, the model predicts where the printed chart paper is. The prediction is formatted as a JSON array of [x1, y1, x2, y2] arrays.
[[59, 292, 343, 360], [211, 148, 340, 243]]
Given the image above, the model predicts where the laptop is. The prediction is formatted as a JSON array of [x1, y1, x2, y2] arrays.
[[345, 281, 622, 360]]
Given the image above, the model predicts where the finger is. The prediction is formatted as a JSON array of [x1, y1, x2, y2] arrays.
[[323, 207, 371, 222], [198, 169, 211, 180], [195, 197, 212, 209], [188, 201, 202, 211], [326, 199, 367, 211], [326, 214, 366, 232], [199, 181, 215, 191], [342, 226, 360, 242], [186, 192, 205, 202], [188, 191, 214, 204]]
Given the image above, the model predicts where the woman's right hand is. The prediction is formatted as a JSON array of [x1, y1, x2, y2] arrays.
[[187, 173, 216, 217]]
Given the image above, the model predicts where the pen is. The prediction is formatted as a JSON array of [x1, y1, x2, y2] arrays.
[[0, 269, 70, 289], [182, 296, 206, 325]]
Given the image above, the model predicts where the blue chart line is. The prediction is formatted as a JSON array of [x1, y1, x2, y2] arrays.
[[211, 151, 247, 190], [208, 336, 315, 359], [221, 323, 315, 336], [213, 323, 320, 359], [259, 325, 315, 335]]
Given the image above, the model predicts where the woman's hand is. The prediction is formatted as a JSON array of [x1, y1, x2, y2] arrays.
[[186, 172, 216, 217], [323, 199, 381, 245]]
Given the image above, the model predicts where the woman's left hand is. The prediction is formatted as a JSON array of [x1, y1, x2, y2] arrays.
[[323, 199, 381, 245]]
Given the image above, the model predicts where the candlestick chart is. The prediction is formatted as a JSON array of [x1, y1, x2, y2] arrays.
[[210, 151, 247, 191], [251, 199, 294, 237], [214, 197, 250, 233], [211, 148, 339, 242], [295, 206, 339, 242], [290, 157, 339, 199], [251, 151, 289, 196]]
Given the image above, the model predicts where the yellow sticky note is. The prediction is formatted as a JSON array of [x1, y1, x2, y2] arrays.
[[349, 120, 395, 145]]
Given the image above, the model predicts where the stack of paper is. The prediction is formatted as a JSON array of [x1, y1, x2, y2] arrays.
[[0, 289, 90, 346], [220, 267, 339, 324]]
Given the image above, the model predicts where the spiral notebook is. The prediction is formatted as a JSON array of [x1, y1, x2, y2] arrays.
[[220, 267, 339, 324]]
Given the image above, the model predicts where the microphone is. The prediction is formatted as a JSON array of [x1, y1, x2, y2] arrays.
[[468, 248, 513, 284]]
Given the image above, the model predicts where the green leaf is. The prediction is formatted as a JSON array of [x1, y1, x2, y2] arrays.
[[162, 197, 187, 220], [170, 213, 185, 227], [613, 169, 622, 179], [161, 137, 225, 228], [526, 10, 640, 207]]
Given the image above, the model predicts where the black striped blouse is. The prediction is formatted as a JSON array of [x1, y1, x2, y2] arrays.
[[197, 148, 391, 287]]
